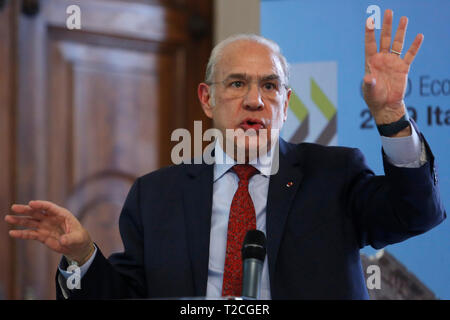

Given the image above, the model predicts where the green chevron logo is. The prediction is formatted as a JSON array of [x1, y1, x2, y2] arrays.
[[284, 62, 337, 145], [310, 78, 336, 121]]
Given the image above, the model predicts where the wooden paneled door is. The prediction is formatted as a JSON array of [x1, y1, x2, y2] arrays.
[[0, 0, 212, 299]]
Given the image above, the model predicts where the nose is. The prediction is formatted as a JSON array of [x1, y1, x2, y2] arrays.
[[243, 82, 263, 111]]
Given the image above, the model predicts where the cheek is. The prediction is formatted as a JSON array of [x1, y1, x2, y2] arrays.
[[267, 101, 287, 126], [212, 99, 240, 125], [212, 105, 232, 129]]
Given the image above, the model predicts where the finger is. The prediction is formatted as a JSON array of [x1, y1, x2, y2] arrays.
[[380, 9, 393, 53], [9, 229, 40, 241], [9, 229, 63, 252], [28, 200, 68, 217], [391, 16, 408, 55], [365, 17, 378, 73], [10, 205, 46, 220], [404, 34, 424, 65], [11, 204, 34, 214], [5, 215, 40, 229]]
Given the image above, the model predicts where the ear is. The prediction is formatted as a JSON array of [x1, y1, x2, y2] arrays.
[[198, 83, 214, 119], [283, 88, 292, 121]]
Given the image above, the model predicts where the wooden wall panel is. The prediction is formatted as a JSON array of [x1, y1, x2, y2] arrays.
[[3, 0, 212, 299], [0, 1, 16, 300]]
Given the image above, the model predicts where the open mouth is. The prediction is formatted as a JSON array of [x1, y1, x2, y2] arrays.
[[239, 118, 265, 131]]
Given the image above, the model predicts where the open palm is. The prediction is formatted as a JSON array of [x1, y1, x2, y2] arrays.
[[363, 10, 423, 124], [5, 200, 93, 262]]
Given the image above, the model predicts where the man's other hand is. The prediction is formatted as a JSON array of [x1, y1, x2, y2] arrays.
[[5, 200, 94, 266]]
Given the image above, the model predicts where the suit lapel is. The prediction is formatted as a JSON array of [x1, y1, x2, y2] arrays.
[[183, 162, 214, 296], [266, 139, 304, 286]]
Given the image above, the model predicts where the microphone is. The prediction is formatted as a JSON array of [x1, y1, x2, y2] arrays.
[[241, 230, 266, 299]]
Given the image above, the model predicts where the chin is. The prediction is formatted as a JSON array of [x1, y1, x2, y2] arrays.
[[238, 135, 271, 163]]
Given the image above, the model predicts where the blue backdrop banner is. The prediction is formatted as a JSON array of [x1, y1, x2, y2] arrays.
[[261, 0, 449, 299]]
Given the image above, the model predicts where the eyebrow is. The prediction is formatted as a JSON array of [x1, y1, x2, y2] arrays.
[[224, 73, 281, 82]]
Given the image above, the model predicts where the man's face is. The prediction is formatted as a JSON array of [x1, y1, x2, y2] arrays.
[[199, 40, 291, 160]]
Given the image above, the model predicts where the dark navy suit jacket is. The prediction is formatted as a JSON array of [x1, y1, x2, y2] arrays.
[[56, 134, 446, 299]]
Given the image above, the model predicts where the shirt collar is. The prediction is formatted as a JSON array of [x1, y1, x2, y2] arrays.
[[213, 140, 275, 182]]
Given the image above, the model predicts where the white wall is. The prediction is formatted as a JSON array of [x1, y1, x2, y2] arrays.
[[214, 0, 260, 44]]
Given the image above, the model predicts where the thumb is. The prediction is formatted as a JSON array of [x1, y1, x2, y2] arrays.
[[362, 74, 376, 97], [59, 232, 83, 247], [59, 234, 72, 246], [363, 74, 376, 87]]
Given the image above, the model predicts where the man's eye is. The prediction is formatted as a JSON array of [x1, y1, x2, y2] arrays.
[[230, 81, 245, 88], [263, 82, 277, 91]]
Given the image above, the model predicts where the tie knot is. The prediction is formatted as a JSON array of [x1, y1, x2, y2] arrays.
[[232, 164, 258, 182]]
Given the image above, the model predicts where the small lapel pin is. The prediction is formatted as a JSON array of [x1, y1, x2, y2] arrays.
[[286, 181, 294, 187]]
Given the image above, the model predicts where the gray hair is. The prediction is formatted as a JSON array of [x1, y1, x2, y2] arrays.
[[205, 34, 290, 104]]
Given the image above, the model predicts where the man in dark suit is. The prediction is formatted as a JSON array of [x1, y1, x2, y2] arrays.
[[5, 10, 446, 299]]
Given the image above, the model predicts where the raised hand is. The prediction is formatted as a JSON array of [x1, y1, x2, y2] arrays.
[[363, 9, 423, 132], [5, 200, 94, 265]]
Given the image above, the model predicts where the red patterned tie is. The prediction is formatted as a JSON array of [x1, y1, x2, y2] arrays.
[[222, 164, 259, 297]]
